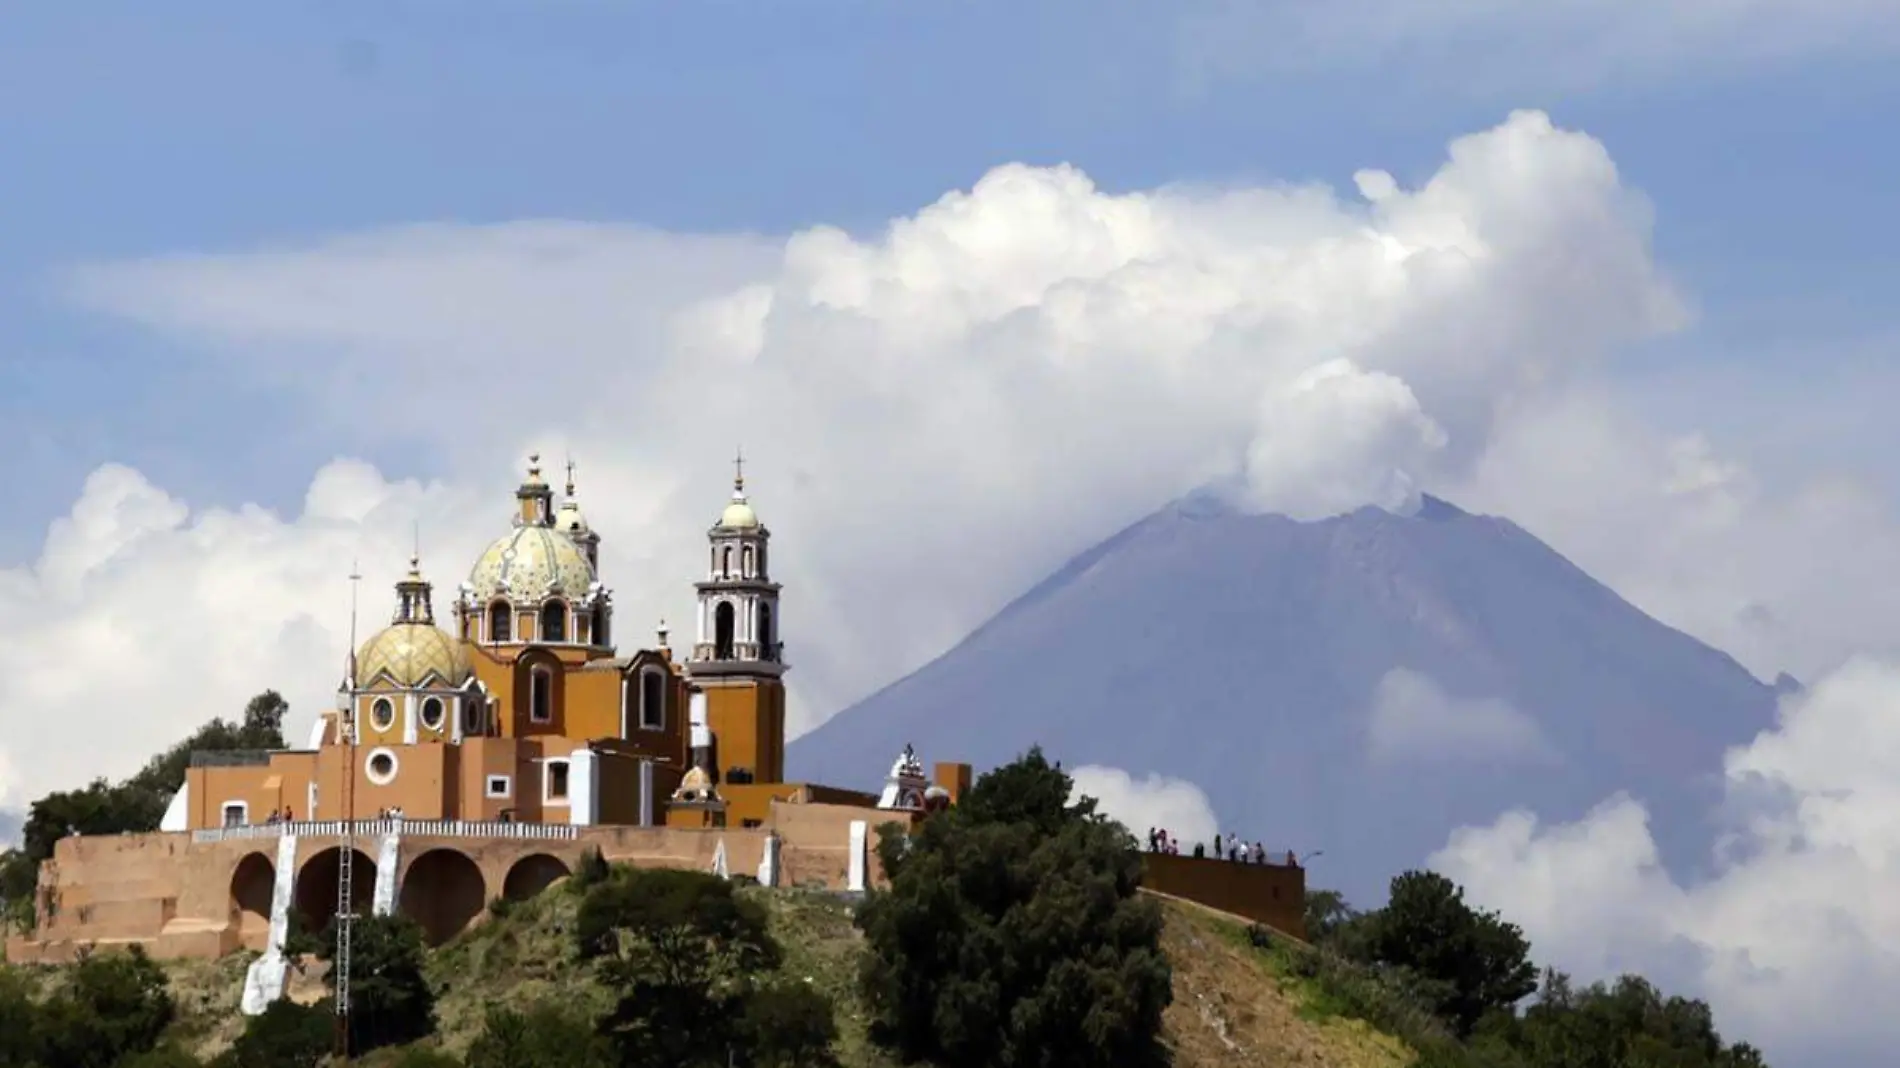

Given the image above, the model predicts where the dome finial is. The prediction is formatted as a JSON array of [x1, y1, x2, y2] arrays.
[[527, 453, 543, 482], [732, 446, 746, 499], [565, 453, 577, 498]]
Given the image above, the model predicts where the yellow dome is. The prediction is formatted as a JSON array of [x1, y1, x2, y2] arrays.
[[357, 622, 472, 688], [468, 523, 597, 604], [718, 499, 758, 529]]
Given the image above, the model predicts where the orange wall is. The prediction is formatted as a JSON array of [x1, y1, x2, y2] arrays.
[[1140, 853, 1306, 939], [702, 678, 784, 783]]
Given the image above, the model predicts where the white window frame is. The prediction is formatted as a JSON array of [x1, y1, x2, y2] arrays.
[[529, 667, 554, 723], [485, 774, 512, 799], [419, 696, 446, 731], [543, 757, 572, 806], [370, 697, 395, 732], [365, 747, 400, 786], [220, 801, 249, 828]]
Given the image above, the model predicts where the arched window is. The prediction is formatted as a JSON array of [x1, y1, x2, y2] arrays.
[[641, 670, 665, 730], [596, 610, 610, 647], [758, 603, 775, 657], [721, 546, 732, 577], [462, 700, 485, 736], [714, 602, 735, 660], [529, 667, 553, 724], [540, 601, 567, 643], [709, 546, 717, 575], [370, 698, 395, 732], [742, 545, 754, 576], [488, 601, 512, 642], [420, 697, 445, 731]]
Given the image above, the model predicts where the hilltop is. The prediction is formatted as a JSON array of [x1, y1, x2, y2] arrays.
[[72, 884, 1413, 1068]]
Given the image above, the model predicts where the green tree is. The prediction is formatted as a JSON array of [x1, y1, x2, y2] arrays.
[[1355, 871, 1537, 1037], [0, 965, 44, 1067], [856, 747, 1172, 1068], [317, 914, 436, 1054], [35, 946, 177, 1068], [578, 867, 784, 1067], [467, 1001, 613, 1068], [216, 998, 333, 1068], [1304, 887, 1359, 944], [737, 982, 839, 1068]]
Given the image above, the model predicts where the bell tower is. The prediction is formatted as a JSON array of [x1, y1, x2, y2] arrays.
[[687, 451, 787, 786]]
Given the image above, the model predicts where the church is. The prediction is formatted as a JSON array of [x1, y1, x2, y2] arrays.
[[177, 454, 970, 837], [7, 455, 1304, 973]]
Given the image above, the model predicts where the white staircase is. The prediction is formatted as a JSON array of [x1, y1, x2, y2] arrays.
[[240, 833, 300, 1016], [372, 829, 402, 917]]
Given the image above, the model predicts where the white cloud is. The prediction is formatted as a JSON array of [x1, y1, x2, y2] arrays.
[[11, 108, 1897, 851], [1432, 657, 1900, 1066], [1365, 668, 1553, 765], [1069, 765, 1219, 847], [1176, 0, 1900, 97]]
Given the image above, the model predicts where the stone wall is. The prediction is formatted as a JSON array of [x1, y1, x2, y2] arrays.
[[1139, 853, 1306, 939]]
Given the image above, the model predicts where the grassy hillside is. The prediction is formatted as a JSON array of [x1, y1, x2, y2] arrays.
[[137, 881, 1418, 1067]]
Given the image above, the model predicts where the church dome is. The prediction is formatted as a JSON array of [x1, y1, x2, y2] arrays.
[[718, 499, 758, 529], [468, 524, 598, 605], [358, 622, 472, 688], [554, 500, 592, 537]]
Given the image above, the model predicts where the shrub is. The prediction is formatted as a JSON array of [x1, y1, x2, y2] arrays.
[[217, 999, 332, 1068]]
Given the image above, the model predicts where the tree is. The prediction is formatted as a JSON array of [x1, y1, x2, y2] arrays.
[[737, 982, 840, 1068], [216, 998, 332, 1068], [34, 945, 177, 1068], [317, 914, 436, 1054], [467, 1002, 613, 1068], [577, 867, 783, 1067], [1304, 887, 1359, 944], [1358, 871, 1538, 1037], [856, 747, 1172, 1068]]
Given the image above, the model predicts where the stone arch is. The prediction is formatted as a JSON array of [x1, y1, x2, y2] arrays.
[[292, 846, 376, 934], [229, 851, 276, 942], [502, 853, 571, 902], [399, 848, 486, 945], [714, 601, 735, 659]]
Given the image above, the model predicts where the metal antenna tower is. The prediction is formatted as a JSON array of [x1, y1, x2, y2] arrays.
[[335, 561, 363, 1062]]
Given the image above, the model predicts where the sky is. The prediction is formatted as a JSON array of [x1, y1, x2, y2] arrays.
[[4, 2, 1900, 1063]]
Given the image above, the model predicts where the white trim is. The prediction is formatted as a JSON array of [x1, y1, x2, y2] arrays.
[[370, 696, 395, 732], [542, 757, 572, 806], [485, 774, 512, 799], [365, 747, 400, 786], [221, 800, 250, 828], [306, 781, 318, 822], [529, 666, 554, 723], [402, 692, 419, 744]]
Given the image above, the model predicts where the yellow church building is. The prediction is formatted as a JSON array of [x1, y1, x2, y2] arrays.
[[177, 454, 969, 838]]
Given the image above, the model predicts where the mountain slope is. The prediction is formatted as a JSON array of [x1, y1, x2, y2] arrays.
[[789, 495, 1778, 903]]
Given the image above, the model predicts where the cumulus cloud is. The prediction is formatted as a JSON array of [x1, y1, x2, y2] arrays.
[[1069, 765, 1219, 846], [1176, 0, 1900, 97], [1432, 657, 1900, 1065], [1365, 668, 1553, 765], [11, 108, 1897, 839]]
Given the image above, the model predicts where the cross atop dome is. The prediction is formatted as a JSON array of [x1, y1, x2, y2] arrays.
[[733, 447, 746, 497]]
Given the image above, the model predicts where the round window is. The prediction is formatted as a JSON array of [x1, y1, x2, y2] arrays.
[[463, 701, 485, 736], [420, 697, 445, 731], [366, 748, 399, 785], [370, 698, 395, 731]]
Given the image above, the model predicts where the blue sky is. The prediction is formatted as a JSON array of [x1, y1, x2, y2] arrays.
[[4, 1, 1898, 561]]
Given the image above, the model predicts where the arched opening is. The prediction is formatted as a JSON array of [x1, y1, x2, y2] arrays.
[[529, 666, 553, 724], [742, 545, 754, 576], [488, 601, 512, 642], [229, 852, 276, 944], [640, 669, 665, 730], [714, 602, 735, 659], [758, 603, 774, 657], [292, 847, 376, 937], [540, 601, 567, 643], [502, 854, 571, 902], [594, 610, 610, 648], [721, 545, 732, 577], [462, 698, 486, 736], [398, 848, 486, 945]]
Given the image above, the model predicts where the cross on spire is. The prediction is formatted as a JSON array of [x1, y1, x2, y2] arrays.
[[733, 447, 746, 495], [565, 454, 577, 497]]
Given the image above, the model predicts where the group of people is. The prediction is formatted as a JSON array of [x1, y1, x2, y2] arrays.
[[260, 807, 296, 824], [1146, 827, 1288, 865]]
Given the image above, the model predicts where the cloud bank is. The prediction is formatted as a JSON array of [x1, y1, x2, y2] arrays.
[[1069, 765, 1220, 848], [1433, 657, 1900, 1065]]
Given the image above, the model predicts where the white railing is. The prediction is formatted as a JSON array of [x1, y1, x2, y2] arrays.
[[192, 818, 578, 844]]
